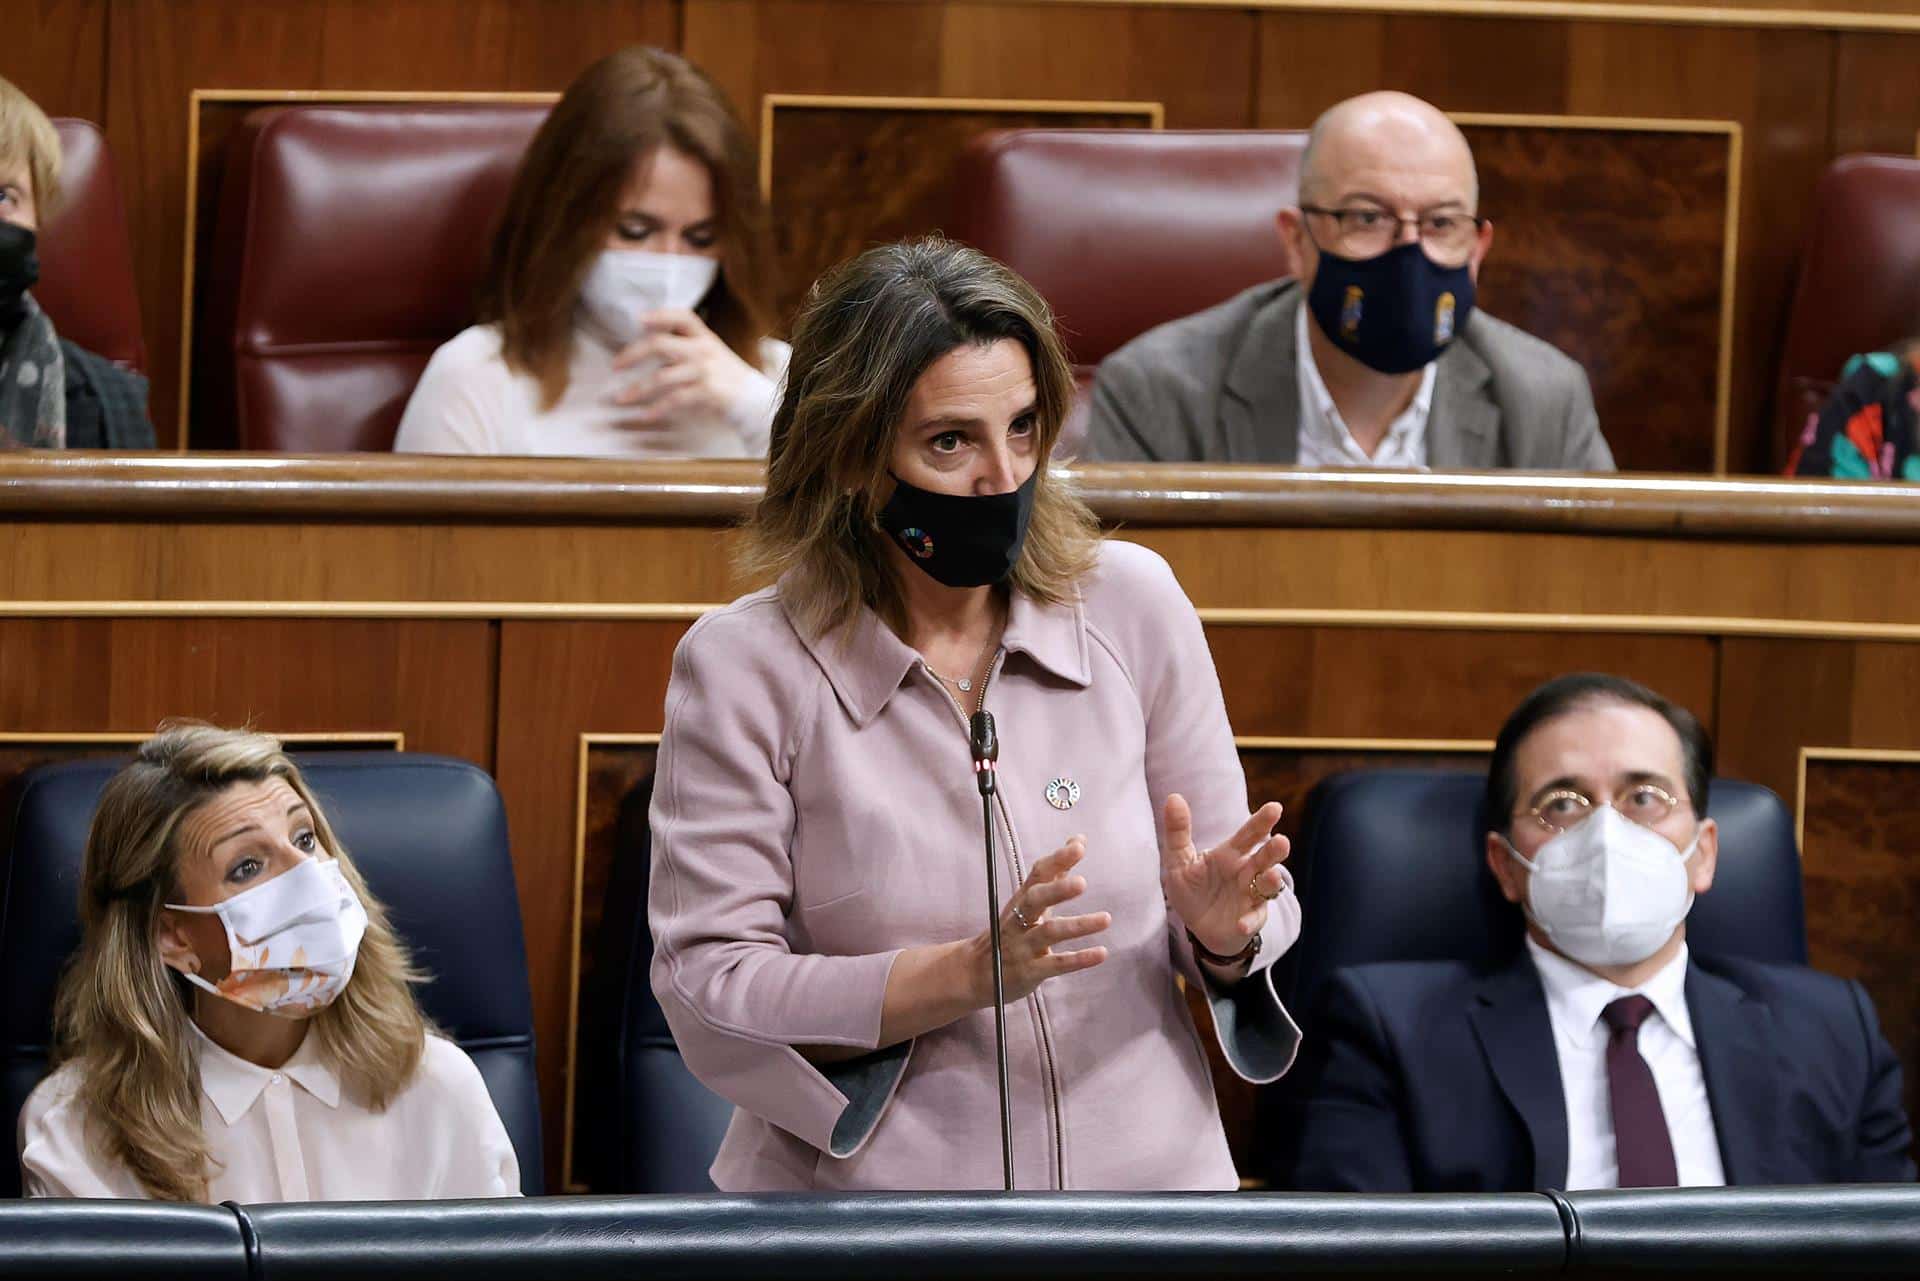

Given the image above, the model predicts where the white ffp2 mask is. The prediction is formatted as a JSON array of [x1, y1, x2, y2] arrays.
[[1503, 806, 1699, 967], [576, 249, 719, 348], [165, 857, 369, 1017]]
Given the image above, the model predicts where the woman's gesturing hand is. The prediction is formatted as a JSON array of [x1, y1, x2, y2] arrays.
[[975, 836, 1110, 1006], [611, 308, 760, 426], [1160, 794, 1290, 963]]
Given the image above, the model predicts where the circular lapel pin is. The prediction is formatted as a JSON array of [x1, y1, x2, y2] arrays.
[[1045, 777, 1081, 811]]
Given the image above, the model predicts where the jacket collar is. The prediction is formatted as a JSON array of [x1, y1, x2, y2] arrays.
[[191, 1020, 341, 1125], [1685, 958, 1782, 1186], [1466, 950, 1569, 1191], [1527, 937, 1698, 1053], [1225, 281, 1505, 468], [789, 581, 1091, 729], [1222, 282, 1304, 463], [1428, 321, 1500, 468]]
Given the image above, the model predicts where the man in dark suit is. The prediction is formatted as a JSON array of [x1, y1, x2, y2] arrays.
[[1283, 673, 1914, 1191], [1085, 91, 1612, 470]]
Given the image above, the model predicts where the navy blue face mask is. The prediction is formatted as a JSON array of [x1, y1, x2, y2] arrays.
[[877, 469, 1039, 589], [1306, 239, 1475, 376]]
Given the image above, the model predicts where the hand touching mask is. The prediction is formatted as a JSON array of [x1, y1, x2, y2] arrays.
[[577, 249, 719, 349]]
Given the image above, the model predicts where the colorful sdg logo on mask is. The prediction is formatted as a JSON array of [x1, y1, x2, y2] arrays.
[[1434, 291, 1457, 344], [1341, 286, 1365, 340], [899, 528, 936, 560]]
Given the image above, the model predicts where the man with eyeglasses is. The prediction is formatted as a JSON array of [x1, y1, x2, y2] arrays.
[[1278, 673, 1912, 1191], [1085, 91, 1614, 470]]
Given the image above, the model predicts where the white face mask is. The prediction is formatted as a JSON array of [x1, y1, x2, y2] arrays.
[[165, 857, 369, 1017], [1502, 806, 1700, 968], [576, 249, 720, 348]]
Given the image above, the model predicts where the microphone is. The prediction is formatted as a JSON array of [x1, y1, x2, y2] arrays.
[[969, 710, 999, 797], [969, 710, 1014, 1190]]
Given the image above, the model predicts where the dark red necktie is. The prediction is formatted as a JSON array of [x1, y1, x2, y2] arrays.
[[1601, 994, 1679, 1188]]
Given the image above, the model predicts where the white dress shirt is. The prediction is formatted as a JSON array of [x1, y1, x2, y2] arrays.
[[19, 1025, 519, 1200], [393, 323, 790, 459], [1294, 303, 1434, 469], [1527, 938, 1726, 1190]]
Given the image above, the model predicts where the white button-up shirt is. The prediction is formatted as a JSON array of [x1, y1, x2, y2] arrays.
[[20, 1024, 520, 1200], [1527, 938, 1726, 1190], [1294, 303, 1434, 469]]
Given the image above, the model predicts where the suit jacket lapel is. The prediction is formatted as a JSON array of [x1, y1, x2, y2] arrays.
[[1428, 329, 1500, 468], [1467, 954, 1570, 1191], [1686, 961, 1781, 1186], [1222, 284, 1303, 463]]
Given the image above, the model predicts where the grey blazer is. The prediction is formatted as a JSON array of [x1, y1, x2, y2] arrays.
[[1085, 281, 1615, 470]]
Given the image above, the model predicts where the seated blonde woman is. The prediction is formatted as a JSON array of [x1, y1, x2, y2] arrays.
[[18, 725, 518, 1200]]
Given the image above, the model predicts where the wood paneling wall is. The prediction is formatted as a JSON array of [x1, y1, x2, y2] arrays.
[[6, 1, 1920, 465], [2, 458, 1918, 1187]]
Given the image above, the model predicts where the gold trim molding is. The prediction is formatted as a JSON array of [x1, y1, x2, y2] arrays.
[[17, 600, 1920, 643], [1236, 735, 1494, 752], [1794, 745, 1920, 853], [1019, 0, 1920, 35]]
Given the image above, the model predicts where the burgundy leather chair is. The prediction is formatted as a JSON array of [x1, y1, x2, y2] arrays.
[[38, 120, 146, 371], [1774, 155, 1920, 467], [195, 104, 550, 451], [950, 129, 1306, 452]]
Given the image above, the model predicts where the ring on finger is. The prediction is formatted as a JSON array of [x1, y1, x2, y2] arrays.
[[1249, 875, 1281, 902], [1011, 903, 1037, 930]]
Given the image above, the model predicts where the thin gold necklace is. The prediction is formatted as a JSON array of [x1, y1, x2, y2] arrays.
[[926, 623, 1003, 695]]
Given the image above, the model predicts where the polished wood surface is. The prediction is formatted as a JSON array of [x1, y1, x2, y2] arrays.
[[495, 622, 684, 1190], [1801, 755, 1920, 1130], [9, 1, 1919, 467], [1, 457, 1917, 1188], [1463, 121, 1733, 473], [766, 99, 1157, 324], [8, 457, 1920, 543]]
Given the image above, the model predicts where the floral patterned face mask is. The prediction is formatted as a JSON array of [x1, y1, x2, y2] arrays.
[[165, 857, 368, 1017]]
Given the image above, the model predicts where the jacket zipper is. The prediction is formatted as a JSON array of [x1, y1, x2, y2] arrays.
[[929, 649, 1068, 1190]]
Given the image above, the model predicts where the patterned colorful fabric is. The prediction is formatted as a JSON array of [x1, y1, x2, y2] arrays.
[[1788, 347, 1920, 480]]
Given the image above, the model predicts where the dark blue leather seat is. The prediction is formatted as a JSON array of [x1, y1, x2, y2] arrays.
[[574, 772, 733, 1192], [1262, 768, 1806, 1184], [1283, 769, 1806, 1024], [0, 752, 543, 1196]]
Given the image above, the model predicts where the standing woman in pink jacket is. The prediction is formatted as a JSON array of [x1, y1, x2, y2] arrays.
[[648, 237, 1303, 1191]]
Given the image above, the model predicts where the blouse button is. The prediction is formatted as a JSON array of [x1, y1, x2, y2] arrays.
[[270, 1074, 283, 1086]]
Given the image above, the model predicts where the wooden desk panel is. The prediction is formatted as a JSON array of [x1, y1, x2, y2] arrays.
[[4, 457, 1917, 1188]]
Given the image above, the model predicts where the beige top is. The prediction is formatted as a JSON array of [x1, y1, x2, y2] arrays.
[[393, 323, 789, 459], [18, 1026, 519, 1201]]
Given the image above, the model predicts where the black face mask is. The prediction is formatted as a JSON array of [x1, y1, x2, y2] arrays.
[[877, 469, 1039, 589], [0, 222, 38, 328], [1306, 239, 1475, 375]]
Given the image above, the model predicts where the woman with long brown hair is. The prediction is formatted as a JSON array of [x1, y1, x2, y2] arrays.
[[18, 725, 517, 1200], [395, 46, 781, 458], [648, 238, 1303, 1191]]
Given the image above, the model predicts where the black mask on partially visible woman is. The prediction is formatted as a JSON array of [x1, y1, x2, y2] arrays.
[[0, 222, 38, 329]]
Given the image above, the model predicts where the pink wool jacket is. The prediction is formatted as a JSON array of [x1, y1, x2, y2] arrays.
[[648, 540, 1302, 1190]]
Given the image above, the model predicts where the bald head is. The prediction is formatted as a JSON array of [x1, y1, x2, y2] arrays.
[[1298, 91, 1478, 211]]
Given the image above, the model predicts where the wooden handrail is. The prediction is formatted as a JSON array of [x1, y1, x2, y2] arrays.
[[1, 454, 1916, 540]]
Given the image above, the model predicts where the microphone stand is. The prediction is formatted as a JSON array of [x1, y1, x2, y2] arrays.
[[970, 709, 1015, 1192]]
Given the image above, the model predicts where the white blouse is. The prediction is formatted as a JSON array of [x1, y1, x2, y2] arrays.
[[392, 323, 789, 459], [18, 1026, 520, 1201]]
